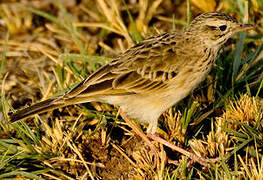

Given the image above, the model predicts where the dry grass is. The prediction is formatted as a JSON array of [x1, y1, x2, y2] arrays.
[[0, 0, 262, 179]]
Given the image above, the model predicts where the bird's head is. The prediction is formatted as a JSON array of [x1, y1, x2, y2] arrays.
[[186, 12, 254, 47]]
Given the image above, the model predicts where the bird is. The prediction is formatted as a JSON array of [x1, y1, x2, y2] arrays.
[[9, 12, 253, 164]]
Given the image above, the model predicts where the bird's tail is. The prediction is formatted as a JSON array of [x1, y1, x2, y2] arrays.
[[9, 97, 65, 123], [9, 96, 94, 123]]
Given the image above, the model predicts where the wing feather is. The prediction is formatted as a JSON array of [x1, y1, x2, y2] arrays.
[[65, 31, 186, 97]]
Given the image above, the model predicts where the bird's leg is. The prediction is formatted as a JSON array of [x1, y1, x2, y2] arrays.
[[119, 109, 159, 161], [119, 110, 219, 166], [148, 134, 219, 167]]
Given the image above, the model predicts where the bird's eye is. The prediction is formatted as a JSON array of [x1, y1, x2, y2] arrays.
[[219, 25, 227, 31]]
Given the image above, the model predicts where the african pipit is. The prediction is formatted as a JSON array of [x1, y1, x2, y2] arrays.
[[9, 12, 253, 164]]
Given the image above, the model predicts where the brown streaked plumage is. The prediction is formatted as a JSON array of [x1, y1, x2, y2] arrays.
[[9, 12, 253, 135]]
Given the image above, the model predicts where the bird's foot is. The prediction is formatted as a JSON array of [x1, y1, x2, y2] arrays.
[[148, 133, 219, 167], [119, 109, 219, 167]]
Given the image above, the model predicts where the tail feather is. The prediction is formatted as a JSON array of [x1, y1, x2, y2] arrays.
[[9, 96, 96, 123], [9, 97, 65, 123]]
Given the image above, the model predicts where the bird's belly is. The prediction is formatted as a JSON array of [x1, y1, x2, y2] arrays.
[[164, 71, 208, 107], [101, 94, 167, 124], [100, 71, 208, 125], [100, 86, 194, 125]]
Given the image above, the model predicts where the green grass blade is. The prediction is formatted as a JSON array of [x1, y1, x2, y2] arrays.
[[54, 0, 85, 54], [242, 44, 263, 65], [0, 31, 9, 78], [0, 170, 44, 180], [232, 31, 247, 81], [55, 64, 66, 89], [222, 127, 248, 139], [225, 138, 253, 160], [60, 53, 112, 64], [256, 78, 263, 98], [26, 7, 67, 29], [121, 0, 143, 43], [59, 53, 112, 72], [221, 156, 232, 180], [186, 0, 191, 25], [27, 6, 85, 54], [183, 101, 199, 130]]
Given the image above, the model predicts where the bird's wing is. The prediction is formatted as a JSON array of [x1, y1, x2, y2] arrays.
[[64, 32, 187, 98]]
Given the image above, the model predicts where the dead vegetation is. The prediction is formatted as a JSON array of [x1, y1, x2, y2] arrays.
[[0, 0, 262, 179]]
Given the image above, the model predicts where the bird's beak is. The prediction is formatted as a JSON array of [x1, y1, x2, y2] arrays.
[[233, 23, 254, 33]]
